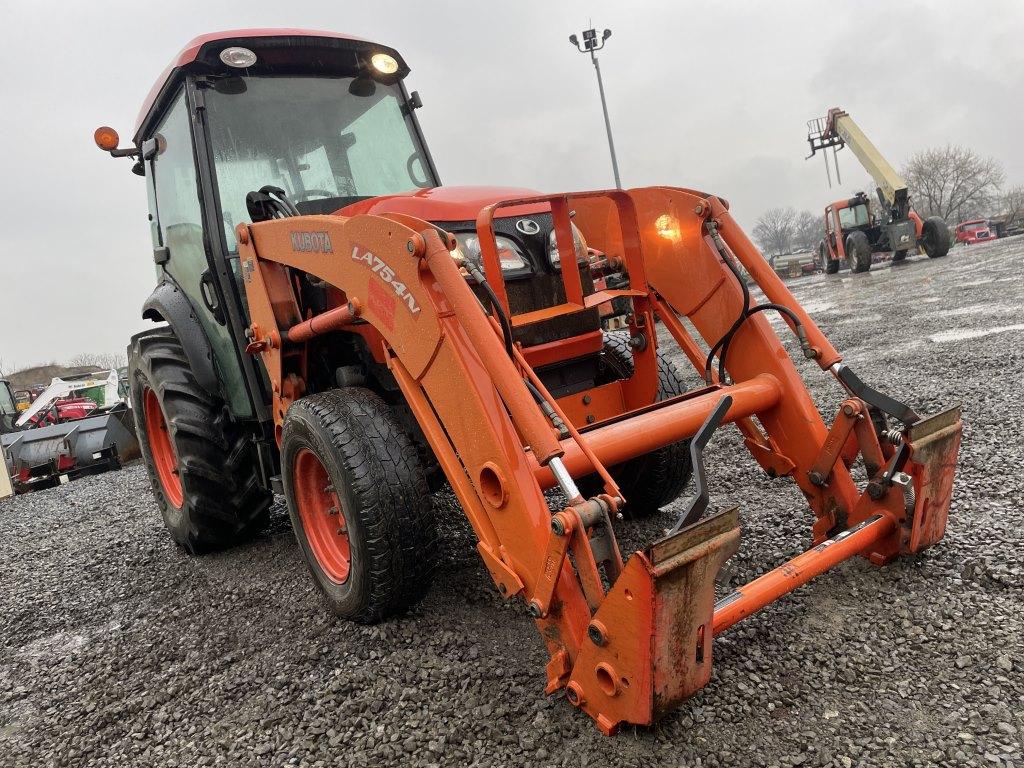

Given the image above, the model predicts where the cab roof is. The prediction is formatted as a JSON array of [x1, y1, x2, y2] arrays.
[[134, 29, 409, 144]]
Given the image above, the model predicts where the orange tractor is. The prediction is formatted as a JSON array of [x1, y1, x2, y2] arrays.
[[97, 30, 962, 734]]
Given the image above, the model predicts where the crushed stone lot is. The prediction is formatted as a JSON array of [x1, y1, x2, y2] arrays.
[[2, 238, 1022, 767]]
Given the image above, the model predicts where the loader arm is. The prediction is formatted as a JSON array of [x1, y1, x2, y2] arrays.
[[235, 185, 961, 735]]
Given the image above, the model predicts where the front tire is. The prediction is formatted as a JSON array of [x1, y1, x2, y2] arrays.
[[845, 231, 872, 273], [130, 328, 271, 553], [281, 388, 437, 623], [921, 216, 951, 258]]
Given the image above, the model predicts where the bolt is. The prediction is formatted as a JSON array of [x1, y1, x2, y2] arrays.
[[587, 622, 607, 646], [867, 481, 885, 500], [586, 415, 596, 424], [498, 583, 508, 595], [528, 600, 543, 618], [808, 470, 827, 487], [551, 517, 566, 536], [406, 240, 416, 253], [565, 682, 584, 707], [582, 395, 592, 405], [843, 404, 856, 417], [327, 506, 339, 516], [694, 203, 704, 216]]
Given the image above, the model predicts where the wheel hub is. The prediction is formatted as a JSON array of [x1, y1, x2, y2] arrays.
[[143, 387, 183, 508], [293, 448, 351, 583]]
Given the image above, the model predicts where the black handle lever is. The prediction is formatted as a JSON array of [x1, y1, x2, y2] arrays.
[[667, 394, 733, 535]]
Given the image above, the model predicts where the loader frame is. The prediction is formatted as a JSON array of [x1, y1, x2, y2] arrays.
[[235, 185, 962, 733]]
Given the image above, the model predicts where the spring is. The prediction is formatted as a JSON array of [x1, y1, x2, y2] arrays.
[[883, 428, 904, 445]]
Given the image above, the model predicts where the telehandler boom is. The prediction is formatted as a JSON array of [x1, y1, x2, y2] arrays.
[[96, 30, 962, 734]]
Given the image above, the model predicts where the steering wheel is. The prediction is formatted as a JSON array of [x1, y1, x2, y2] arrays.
[[292, 189, 335, 202]]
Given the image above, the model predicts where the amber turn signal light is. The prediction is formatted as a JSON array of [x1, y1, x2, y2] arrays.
[[94, 126, 120, 152]]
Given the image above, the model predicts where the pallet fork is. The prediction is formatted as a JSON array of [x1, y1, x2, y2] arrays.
[[237, 185, 961, 734]]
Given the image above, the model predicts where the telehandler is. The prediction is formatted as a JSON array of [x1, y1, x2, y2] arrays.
[[97, 30, 962, 734], [807, 108, 951, 273]]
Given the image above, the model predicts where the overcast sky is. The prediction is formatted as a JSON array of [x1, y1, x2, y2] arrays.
[[1, 0, 1022, 372]]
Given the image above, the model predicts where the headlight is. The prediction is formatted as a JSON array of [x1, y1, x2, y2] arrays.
[[548, 224, 587, 269], [454, 233, 529, 272]]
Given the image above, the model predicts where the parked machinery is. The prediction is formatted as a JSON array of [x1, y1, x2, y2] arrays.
[[807, 108, 950, 273]]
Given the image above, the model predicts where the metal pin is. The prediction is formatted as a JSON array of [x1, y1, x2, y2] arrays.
[[547, 456, 582, 504]]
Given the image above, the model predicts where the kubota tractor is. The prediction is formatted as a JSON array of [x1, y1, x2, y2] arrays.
[[97, 30, 963, 734]]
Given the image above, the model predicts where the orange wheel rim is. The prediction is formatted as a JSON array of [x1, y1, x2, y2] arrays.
[[293, 448, 350, 583], [143, 387, 183, 509]]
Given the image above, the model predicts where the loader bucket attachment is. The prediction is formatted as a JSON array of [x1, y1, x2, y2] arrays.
[[564, 510, 740, 734], [1, 406, 138, 492], [905, 406, 962, 553]]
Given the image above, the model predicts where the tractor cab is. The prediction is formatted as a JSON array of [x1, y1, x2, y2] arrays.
[[96, 30, 613, 422]]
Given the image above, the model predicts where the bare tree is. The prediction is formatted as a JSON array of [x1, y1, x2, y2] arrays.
[[903, 145, 1005, 222], [1000, 185, 1024, 226], [753, 206, 797, 258], [791, 210, 822, 252], [67, 352, 126, 371]]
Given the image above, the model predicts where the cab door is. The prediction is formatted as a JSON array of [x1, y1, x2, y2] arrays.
[[142, 87, 254, 418]]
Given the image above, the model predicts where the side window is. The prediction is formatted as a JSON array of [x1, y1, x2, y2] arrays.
[[151, 91, 206, 291], [146, 88, 254, 419], [825, 209, 834, 233]]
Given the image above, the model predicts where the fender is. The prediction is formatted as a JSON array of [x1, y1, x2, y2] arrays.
[[140, 280, 219, 396]]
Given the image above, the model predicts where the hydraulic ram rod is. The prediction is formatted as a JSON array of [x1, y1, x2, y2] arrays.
[[712, 513, 895, 634], [535, 374, 781, 489]]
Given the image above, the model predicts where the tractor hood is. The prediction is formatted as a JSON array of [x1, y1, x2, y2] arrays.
[[334, 186, 551, 223]]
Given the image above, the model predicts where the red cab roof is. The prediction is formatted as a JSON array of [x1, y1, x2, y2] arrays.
[[133, 29, 391, 141]]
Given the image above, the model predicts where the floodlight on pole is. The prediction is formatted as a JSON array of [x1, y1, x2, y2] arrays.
[[569, 26, 621, 189]]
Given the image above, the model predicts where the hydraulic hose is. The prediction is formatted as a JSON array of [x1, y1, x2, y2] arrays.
[[704, 221, 813, 384]]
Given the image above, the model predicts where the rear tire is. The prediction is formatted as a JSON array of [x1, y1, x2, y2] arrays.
[[130, 328, 271, 553], [845, 231, 872, 273], [581, 332, 693, 518], [921, 216, 951, 258], [281, 388, 437, 623]]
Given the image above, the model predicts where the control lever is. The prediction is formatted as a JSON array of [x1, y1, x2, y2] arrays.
[[667, 395, 733, 535]]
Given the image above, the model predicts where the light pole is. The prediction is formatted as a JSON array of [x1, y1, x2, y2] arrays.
[[569, 27, 621, 189]]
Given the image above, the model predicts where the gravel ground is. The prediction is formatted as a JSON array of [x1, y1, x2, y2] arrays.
[[2, 238, 1022, 767]]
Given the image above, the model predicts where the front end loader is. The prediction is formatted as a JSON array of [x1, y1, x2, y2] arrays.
[[97, 30, 962, 734]]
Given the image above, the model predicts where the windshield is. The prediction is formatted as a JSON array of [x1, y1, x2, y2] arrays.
[[204, 76, 436, 251], [838, 204, 870, 229], [962, 221, 986, 231]]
